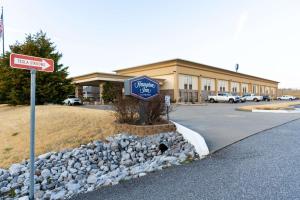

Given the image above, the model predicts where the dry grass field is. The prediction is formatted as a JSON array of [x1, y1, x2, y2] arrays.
[[238, 101, 300, 112], [0, 105, 115, 168]]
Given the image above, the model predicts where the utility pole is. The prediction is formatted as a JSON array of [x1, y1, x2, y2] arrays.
[[1, 6, 4, 57]]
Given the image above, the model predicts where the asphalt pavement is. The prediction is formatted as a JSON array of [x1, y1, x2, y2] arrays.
[[73, 118, 300, 200], [170, 102, 300, 152]]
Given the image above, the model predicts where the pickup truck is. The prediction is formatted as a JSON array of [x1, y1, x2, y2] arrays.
[[277, 95, 296, 101], [208, 93, 240, 103], [242, 93, 263, 102]]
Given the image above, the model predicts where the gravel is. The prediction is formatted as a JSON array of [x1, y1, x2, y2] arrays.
[[0, 132, 197, 200]]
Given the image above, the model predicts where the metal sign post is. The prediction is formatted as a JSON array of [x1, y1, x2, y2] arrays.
[[165, 95, 171, 121], [10, 53, 54, 200], [29, 69, 36, 200]]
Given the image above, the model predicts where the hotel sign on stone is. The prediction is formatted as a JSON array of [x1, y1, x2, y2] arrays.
[[125, 76, 160, 100]]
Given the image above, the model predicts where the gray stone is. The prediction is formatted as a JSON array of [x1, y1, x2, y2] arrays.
[[0, 180, 8, 188], [0, 186, 10, 193], [50, 189, 66, 200], [122, 152, 130, 160], [139, 172, 147, 177], [0, 172, 9, 181], [68, 168, 77, 174], [110, 164, 118, 170], [41, 169, 51, 179], [87, 174, 97, 184], [111, 142, 119, 151], [120, 139, 130, 148], [66, 182, 81, 192], [38, 152, 52, 160], [18, 196, 29, 200], [74, 162, 81, 169], [60, 171, 68, 178], [9, 164, 23, 176]]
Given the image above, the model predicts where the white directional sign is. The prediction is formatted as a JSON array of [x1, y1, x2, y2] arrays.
[[10, 53, 54, 72]]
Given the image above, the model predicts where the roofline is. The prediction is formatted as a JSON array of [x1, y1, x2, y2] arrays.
[[114, 58, 279, 84], [70, 72, 132, 80], [70, 72, 165, 84], [114, 59, 178, 73]]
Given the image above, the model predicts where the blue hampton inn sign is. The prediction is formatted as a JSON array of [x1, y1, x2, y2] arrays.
[[124, 76, 160, 100]]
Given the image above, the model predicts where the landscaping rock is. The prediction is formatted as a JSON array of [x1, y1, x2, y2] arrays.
[[0, 132, 198, 200]]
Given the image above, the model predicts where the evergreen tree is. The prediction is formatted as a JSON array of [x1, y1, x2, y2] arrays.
[[0, 31, 74, 105], [101, 82, 123, 104]]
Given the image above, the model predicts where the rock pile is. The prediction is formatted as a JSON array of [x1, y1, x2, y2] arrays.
[[0, 132, 197, 200]]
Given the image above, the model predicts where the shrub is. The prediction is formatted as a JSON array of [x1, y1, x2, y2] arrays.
[[143, 95, 167, 125], [113, 95, 140, 124], [113, 94, 168, 125]]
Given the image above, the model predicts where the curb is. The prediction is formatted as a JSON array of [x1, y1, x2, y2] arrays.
[[171, 121, 209, 158], [211, 117, 300, 154], [252, 109, 300, 113]]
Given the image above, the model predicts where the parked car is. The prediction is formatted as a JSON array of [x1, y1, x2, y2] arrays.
[[239, 96, 246, 103], [208, 93, 240, 103], [277, 95, 296, 101], [262, 95, 271, 101], [63, 95, 82, 105], [242, 93, 263, 102]]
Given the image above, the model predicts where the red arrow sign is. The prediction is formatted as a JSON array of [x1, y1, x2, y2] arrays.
[[10, 53, 54, 72]]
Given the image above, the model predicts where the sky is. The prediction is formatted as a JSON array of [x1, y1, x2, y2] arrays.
[[1, 0, 300, 88]]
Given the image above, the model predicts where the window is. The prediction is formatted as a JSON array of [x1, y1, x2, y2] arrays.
[[253, 85, 257, 94], [232, 87, 237, 93], [204, 85, 211, 91], [242, 87, 247, 94], [203, 79, 212, 91], [183, 75, 193, 90]]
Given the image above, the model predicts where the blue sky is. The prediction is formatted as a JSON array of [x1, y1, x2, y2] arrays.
[[2, 0, 300, 88]]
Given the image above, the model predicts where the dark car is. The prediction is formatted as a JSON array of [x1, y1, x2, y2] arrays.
[[262, 95, 271, 101]]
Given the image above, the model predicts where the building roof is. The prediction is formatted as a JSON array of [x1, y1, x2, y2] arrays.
[[71, 72, 165, 85], [114, 59, 279, 84]]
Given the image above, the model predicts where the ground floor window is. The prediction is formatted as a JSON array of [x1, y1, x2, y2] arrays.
[[253, 85, 257, 94], [220, 86, 225, 92], [232, 87, 237, 93], [204, 85, 211, 91], [179, 90, 198, 103], [242, 87, 247, 94]]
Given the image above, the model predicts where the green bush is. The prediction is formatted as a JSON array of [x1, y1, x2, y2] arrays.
[[101, 82, 123, 104]]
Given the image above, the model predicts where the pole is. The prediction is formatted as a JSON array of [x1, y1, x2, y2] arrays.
[[29, 69, 36, 200], [1, 6, 4, 56], [166, 105, 169, 121]]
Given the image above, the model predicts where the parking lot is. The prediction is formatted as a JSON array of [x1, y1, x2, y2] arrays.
[[170, 101, 300, 152]]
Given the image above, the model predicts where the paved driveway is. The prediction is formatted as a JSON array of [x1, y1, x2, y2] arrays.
[[170, 102, 300, 152], [73, 119, 300, 200]]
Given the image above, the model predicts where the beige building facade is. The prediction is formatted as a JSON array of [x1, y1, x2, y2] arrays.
[[72, 59, 279, 103]]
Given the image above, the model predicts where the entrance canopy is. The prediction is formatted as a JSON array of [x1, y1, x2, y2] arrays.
[[71, 72, 164, 103]]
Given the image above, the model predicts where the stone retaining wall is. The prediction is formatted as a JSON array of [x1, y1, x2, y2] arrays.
[[114, 123, 176, 136]]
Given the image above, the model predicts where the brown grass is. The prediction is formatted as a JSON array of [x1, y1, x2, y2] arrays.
[[237, 101, 300, 112], [0, 105, 115, 168]]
